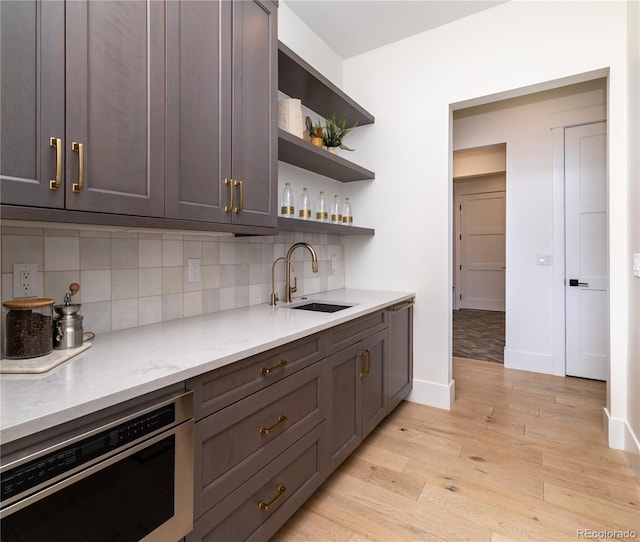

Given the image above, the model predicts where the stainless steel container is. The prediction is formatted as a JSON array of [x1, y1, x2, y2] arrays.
[[53, 283, 84, 349], [53, 306, 84, 349]]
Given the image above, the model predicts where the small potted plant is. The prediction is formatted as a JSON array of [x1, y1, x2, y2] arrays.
[[322, 114, 357, 153], [309, 120, 324, 147]]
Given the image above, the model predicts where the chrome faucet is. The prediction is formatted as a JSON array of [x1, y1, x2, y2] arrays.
[[284, 242, 318, 303]]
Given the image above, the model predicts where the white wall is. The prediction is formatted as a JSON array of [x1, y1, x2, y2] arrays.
[[279, 1, 638, 458], [339, 1, 633, 417], [625, 0, 640, 479]]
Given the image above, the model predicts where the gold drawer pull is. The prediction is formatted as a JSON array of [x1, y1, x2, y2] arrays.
[[224, 178, 233, 212], [258, 484, 287, 511], [49, 137, 62, 190], [233, 179, 243, 213], [388, 300, 415, 313], [359, 349, 372, 379], [359, 350, 367, 378], [259, 414, 287, 435], [260, 359, 287, 375], [72, 141, 84, 192]]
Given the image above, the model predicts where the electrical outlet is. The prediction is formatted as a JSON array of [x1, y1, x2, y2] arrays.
[[188, 258, 201, 283], [13, 263, 38, 298]]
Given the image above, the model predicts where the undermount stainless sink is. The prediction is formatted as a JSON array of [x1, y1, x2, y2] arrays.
[[289, 302, 352, 313]]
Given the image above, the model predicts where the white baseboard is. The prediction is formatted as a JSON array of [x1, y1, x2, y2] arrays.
[[604, 407, 640, 483], [504, 349, 555, 375], [407, 378, 455, 410]]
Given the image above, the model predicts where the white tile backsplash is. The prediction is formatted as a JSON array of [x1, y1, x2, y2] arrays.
[[111, 238, 138, 269], [138, 239, 162, 268], [1, 224, 345, 334], [45, 237, 80, 271], [81, 270, 112, 303], [80, 237, 111, 270]]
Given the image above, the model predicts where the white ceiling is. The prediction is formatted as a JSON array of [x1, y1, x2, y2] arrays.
[[285, 0, 507, 59]]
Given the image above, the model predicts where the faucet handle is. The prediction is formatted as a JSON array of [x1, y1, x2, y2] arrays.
[[289, 276, 298, 295], [270, 292, 279, 306]]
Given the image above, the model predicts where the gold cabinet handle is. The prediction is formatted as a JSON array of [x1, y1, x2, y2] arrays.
[[359, 350, 367, 379], [259, 414, 287, 435], [233, 179, 243, 213], [72, 142, 84, 192], [388, 300, 415, 313], [49, 137, 62, 190], [260, 359, 287, 375], [224, 178, 233, 212], [359, 349, 372, 378], [258, 484, 287, 511]]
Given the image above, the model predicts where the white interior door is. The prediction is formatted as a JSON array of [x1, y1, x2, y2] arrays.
[[458, 191, 506, 311], [565, 121, 608, 380]]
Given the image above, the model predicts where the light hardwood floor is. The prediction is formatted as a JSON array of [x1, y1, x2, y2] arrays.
[[273, 357, 640, 541]]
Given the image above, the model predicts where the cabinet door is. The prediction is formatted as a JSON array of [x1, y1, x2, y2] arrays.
[[325, 341, 361, 473], [361, 329, 387, 439], [65, 1, 165, 217], [0, 0, 64, 208], [230, 0, 277, 227], [387, 302, 414, 412], [165, 0, 232, 223]]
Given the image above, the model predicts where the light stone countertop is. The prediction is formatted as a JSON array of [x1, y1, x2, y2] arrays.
[[0, 289, 414, 445]]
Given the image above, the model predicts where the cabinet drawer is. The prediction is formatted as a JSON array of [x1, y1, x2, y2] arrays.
[[194, 362, 324, 517], [327, 309, 387, 352], [188, 333, 324, 419], [188, 425, 324, 542]]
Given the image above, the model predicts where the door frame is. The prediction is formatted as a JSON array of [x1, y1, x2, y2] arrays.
[[551, 105, 608, 377]]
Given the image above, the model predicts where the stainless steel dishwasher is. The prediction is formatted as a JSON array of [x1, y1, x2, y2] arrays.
[[1, 390, 194, 542]]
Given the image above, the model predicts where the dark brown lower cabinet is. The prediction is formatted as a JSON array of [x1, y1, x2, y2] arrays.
[[188, 425, 324, 542], [386, 300, 414, 412], [325, 329, 387, 473], [187, 306, 412, 541]]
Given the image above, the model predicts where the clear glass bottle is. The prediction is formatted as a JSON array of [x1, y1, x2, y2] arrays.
[[298, 187, 311, 219], [342, 196, 353, 225], [316, 191, 328, 221], [280, 183, 295, 216], [280, 182, 294, 217], [330, 194, 342, 223]]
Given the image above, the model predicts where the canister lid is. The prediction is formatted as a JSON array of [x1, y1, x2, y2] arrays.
[[2, 298, 56, 310]]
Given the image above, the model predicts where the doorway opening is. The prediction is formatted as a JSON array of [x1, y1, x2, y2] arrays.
[[450, 76, 608, 381], [452, 145, 506, 364]]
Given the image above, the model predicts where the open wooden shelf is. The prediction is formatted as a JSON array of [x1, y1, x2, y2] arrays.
[[278, 129, 374, 182], [278, 216, 374, 236], [278, 42, 374, 127]]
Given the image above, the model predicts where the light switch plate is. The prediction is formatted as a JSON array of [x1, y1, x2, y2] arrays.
[[633, 253, 640, 278], [537, 254, 552, 266]]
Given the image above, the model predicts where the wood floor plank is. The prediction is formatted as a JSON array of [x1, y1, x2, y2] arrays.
[[419, 479, 582, 541], [275, 359, 639, 541], [270, 507, 353, 542], [543, 482, 640, 531], [323, 471, 493, 542], [338, 454, 425, 501]]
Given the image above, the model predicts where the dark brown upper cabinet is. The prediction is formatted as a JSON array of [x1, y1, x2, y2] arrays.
[[166, 0, 277, 228], [2, 0, 277, 233], [1, 1, 65, 208], [1, 1, 165, 217]]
